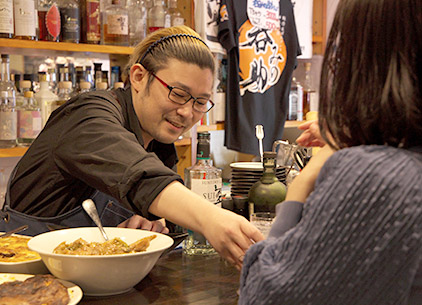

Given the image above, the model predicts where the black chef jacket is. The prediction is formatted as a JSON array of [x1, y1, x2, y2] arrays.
[[9, 86, 183, 219]]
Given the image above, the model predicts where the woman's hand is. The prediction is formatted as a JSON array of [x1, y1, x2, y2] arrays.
[[286, 145, 335, 203], [296, 120, 325, 147], [118, 215, 169, 234]]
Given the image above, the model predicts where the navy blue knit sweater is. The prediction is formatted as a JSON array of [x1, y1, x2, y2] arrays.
[[240, 145, 422, 305]]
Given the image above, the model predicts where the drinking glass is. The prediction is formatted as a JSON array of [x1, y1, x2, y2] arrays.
[[250, 212, 275, 238]]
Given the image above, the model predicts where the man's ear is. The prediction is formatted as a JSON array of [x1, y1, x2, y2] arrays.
[[130, 63, 148, 92]]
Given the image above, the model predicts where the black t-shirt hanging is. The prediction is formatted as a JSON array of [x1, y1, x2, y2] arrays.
[[218, 0, 301, 155]]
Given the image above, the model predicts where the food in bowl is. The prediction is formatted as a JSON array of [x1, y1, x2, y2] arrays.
[[27, 227, 174, 296], [0, 274, 69, 305], [0, 235, 48, 274], [53, 235, 156, 255], [0, 236, 41, 262]]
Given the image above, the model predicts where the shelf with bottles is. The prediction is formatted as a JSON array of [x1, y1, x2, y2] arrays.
[[0, 39, 134, 58]]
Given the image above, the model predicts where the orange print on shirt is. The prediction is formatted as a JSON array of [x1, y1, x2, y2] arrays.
[[238, 20, 287, 95]]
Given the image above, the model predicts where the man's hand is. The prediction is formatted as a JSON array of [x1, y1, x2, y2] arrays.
[[117, 215, 169, 234]]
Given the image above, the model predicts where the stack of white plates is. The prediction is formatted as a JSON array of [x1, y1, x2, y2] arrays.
[[230, 162, 287, 197]]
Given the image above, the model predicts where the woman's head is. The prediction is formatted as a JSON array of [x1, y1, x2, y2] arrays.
[[125, 26, 215, 88], [319, 0, 422, 149]]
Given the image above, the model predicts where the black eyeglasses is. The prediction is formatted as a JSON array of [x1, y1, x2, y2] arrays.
[[150, 72, 215, 113]]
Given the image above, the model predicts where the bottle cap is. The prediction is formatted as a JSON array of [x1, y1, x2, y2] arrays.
[[80, 81, 91, 90], [59, 81, 72, 89], [19, 80, 32, 89], [113, 82, 124, 89], [97, 82, 108, 90], [24, 91, 34, 98], [39, 74, 48, 82]]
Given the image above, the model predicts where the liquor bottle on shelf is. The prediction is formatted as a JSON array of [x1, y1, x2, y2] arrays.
[[110, 66, 120, 88], [0, 1, 14, 38], [147, 0, 170, 34], [168, 0, 184, 26], [0, 55, 17, 148], [103, 0, 129, 46], [60, 0, 80, 43], [288, 77, 303, 121], [59, 67, 70, 82], [17, 91, 42, 146], [127, 0, 147, 46], [46, 68, 57, 93], [16, 80, 32, 107], [13, 0, 37, 40], [101, 70, 109, 88], [93, 62, 102, 88], [73, 66, 85, 96], [80, 0, 100, 44], [56, 81, 72, 107], [35, 73, 58, 126], [248, 151, 286, 216], [302, 62, 317, 119], [85, 65, 94, 87], [183, 132, 222, 256], [38, 0, 61, 42]]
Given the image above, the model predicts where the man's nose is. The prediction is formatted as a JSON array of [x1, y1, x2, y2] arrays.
[[176, 100, 195, 118]]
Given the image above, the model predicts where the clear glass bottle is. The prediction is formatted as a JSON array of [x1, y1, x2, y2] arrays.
[[35, 73, 58, 127], [103, 0, 129, 46], [288, 77, 303, 121], [38, 0, 61, 41], [93, 62, 102, 89], [147, 0, 169, 34], [60, 0, 80, 43], [17, 91, 42, 146], [16, 80, 32, 108], [56, 81, 72, 107], [110, 65, 120, 88], [85, 65, 94, 88], [0, 54, 17, 148], [168, 0, 183, 26], [81, 0, 101, 44], [47, 67, 57, 93], [127, 0, 146, 46], [13, 0, 37, 40], [302, 62, 317, 119], [248, 151, 286, 217], [0, 0, 14, 38], [183, 132, 222, 256]]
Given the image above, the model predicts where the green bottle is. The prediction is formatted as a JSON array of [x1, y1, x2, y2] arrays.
[[248, 151, 287, 217]]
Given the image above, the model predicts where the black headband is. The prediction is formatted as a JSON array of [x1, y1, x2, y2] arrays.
[[137, 33, 209, 65]]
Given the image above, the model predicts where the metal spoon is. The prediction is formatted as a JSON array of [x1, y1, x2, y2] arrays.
[[82, 199, 109, 241], [255, 125, 264, 163]]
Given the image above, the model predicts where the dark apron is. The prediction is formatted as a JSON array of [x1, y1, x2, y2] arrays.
[[0, 166, 135, 236]]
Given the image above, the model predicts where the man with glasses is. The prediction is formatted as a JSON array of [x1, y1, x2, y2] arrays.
[[4, 26, 263, 268]]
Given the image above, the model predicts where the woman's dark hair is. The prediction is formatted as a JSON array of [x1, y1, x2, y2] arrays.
[[319, 0, 422, 149]]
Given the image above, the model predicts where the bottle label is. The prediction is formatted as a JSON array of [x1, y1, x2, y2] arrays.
[[0, 0, 14, 34], [18, 110, 42, 139], [0, 111, 17, 140], [86, 0, 100, 43], [190, 178, 222, 207], [172, 17, 184, 26], [61, 7, 80, 41], [46, 4, 61, 41], [106, 14, 128, 35], [148, 26, 163, 33], [13, 0, 36, 37]]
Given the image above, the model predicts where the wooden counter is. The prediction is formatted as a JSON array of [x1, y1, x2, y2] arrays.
[[80, 249, 240, 305]]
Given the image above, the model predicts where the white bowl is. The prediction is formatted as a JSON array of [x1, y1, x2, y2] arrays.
[[27, 227, 173, 296], [0, 234, 49, 274]]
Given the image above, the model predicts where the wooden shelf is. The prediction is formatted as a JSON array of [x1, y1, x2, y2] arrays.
[[0, 147, 28, 158], [0, 39, 134, 57]]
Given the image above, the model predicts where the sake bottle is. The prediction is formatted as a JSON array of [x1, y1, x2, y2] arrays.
[[248, 151, 286, 217]]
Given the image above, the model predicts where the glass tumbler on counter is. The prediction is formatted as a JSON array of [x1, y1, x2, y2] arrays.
[[250, 212, 275, 238]]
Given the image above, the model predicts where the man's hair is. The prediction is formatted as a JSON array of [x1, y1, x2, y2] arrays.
[[125, 26, 215, 87], [319, 0, 422, 149]]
